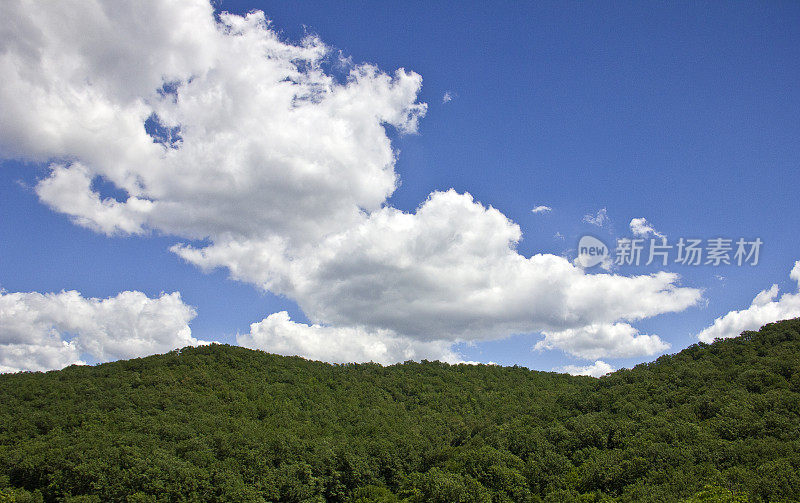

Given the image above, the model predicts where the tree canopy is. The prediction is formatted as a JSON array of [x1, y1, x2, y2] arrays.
[[2, 319, 800, 502]]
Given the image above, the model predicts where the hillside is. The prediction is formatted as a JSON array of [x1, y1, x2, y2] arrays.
[[1, 319, 800, 502]]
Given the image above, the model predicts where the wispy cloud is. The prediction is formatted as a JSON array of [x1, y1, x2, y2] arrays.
[[630, 217, 665, 239], [531, 205, 552, 214], [583, 208, 609, 227]]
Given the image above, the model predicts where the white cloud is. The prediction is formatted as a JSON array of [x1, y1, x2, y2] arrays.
[[559, 360, 614, 377], [1, 1, 703, 364], [3, 2, 425, 243], [176, 190, 700, 350], [238, 311, 460, 364], [583, 208, 609, 227], [531, 205, 552, 214], [536, 322, 670, 359], [0, 290, 202, 373], [696, 261, 800, 343], [442, 91, 454, 103], [629, 217, 665, 239]]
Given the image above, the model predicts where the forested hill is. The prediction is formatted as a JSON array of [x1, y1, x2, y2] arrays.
[[2, 320, 800, 503]]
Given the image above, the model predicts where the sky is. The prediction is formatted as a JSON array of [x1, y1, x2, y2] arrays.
[[1, 0, 799, 376]]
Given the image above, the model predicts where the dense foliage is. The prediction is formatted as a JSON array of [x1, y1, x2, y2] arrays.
[[2, 319, 800, 502]]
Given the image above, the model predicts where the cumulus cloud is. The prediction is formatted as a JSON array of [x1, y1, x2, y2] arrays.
[[629, 217, 665, 239], [238, 311, 460, 364], [0, 290, 202, 373], [3, 1, 425, 242], [559, 360, 614, 377], [583, 208, 609, 227], [176, 190, 700, 347], [531, 205, 552, 214], [442, 91, 454, 103], [696, 261, 800, 342], [1, 0, 703, 364], [536, 322, 670, 359]]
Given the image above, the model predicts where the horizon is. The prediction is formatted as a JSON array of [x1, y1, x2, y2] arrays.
[[23, 316, 798, 376]]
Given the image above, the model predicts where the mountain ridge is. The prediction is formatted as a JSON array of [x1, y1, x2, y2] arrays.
[[2, 319, 799, 502]]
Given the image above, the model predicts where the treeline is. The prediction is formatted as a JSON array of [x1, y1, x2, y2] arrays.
[[1, 319, 800, 502]]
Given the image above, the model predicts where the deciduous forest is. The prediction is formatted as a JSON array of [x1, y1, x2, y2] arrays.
[[2, 320, 800, 502]]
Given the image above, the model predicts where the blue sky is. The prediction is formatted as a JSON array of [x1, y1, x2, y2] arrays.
[[1, 0, 799, 374]]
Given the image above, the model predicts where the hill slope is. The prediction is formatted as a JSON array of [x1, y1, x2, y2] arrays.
[[2, 319, 800, 502]]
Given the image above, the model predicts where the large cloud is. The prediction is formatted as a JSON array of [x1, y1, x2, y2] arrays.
[[2, 0, 424, 242], [696, 261, 800, 342], [1, 0, 702, 363], [178, 190, 700, 350], [0, 290, 202, 373]]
